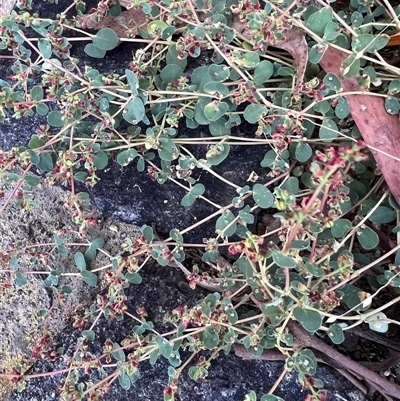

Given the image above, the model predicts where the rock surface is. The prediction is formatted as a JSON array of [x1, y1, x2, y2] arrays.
[[0, 173, 141, 399]]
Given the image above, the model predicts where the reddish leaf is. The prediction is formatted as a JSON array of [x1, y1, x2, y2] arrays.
[[320, 47, 400, 204]]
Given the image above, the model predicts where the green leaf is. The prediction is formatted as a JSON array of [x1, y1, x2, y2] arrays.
[[225, 308, 238, 324], [309, 42, 328, 64], [335, 97, 349, 119], [149, 349, 159, 365], [118, 371, 131, 390], [245, 391, 257, 401], [209, 64, 230, 82], [191, 183, 205, 196], [82, 330, 95, 341], [209, 118, 230, 136], [36, 103, 49, 116], [204, 101, 229, 122], [15, 272, 27, 286], [38, 38, 52, 59], [234, 51, 260, 68], [254, 60, 274, 85], [74, 252, 86, 272], [364, 312, 389, 333], [93, 150, 109, 170], [313, 100, 331, 115], [123, 98, 145, 124], [290, 240, 310, 250], [166, 44, 187, 70], [137, 157, 145, 172], [30, 86, 43, 101], [109, 2, 121, 16], [169, 229, 183, 243], [331, 219, 352, 238], [29, 136, 45, 149], [10, 256, 19, 270], [160, 64, 184, 84], [216, 210, 237, 237], [28, 150, 41, 166], [304, 262, 325, 277], [234, 255, 253, 278], [357, 226, 379, 250], [293, 307, 322, 332], [24, 175, 40, 186], [38, 153, 54, 171], [272, 251, 297, 269], [260, 395, 285, 401], [280, 177, 299, 195], [368, 206, 396, 224], [306, 7, 333, 36], [297, 349, 318, 374], [323, 21, 340, 41], [388, 79, 400, 95], [156, 336, 173, 358], [125, 69, 139, 96], [125, 272, 142, 284], [147, 20, 169, 36], [203, 326, 219, 349], [295, 142, 312, 162], [319, 119, 338, 141], [117, 149, 137, 166], [181, 193, 196, 207], [85, 238, 105, 261], [206, 144, 230, 165], [352, 33, 389, 53], [92, 28, 119, 51], [111, 342, 126, 362], [252, 184, 274, 208], [385, 97, 400, 115], [168, 351, 181, 367], [203, 82, 230, 97], [162, 26, 176, 40], [244, 104, 268, 124], [81, 270, 98, 287], [327, 324, 345, 344], [47, 110, 64, 127], [341, 54, 360, 78], [61, 286, 72, 294], [84, 44, 106, 58], [262, 303, 285, 326], [158, 137, 179, 161], [323, 73, 342, 92], [277, 67, 294, 77]]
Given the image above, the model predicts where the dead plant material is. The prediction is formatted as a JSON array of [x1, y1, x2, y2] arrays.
[[320, 46, 400, 205], [76, 7, 147, 38], [232, 19, 308, 94], [288, 321, 400, 399]]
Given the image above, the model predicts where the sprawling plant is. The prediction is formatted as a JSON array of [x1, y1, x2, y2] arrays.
[[1, 0, 400, 400]]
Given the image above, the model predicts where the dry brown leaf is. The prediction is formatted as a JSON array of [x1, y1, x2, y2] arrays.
[[320, 47, 400, 204], [77, 7, 147, 38], [272, 27, 308, 94], [233, 17, 308, 93]]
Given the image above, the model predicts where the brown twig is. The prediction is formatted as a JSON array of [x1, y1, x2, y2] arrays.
[[233, 344, 369, 395], [287, 321, 400, 399]]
